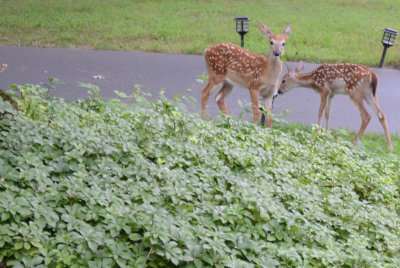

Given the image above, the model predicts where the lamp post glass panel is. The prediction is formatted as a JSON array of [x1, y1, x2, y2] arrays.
[[379, 28, 398, 68], [234, 16, 250, 47]]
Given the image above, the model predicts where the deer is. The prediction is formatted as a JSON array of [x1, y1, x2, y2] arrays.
[[200, 22, 291, 128], [277, 62, 393, 151]]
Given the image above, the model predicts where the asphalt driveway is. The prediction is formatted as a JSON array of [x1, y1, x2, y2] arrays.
[[1, 45, 399, 133]]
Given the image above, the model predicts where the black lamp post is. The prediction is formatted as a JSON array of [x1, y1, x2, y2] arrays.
[[234, 16, 250, 47], [379, 28, 399, 68], [234, 16, 266, 126]]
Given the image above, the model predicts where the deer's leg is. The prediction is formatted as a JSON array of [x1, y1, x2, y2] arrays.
[[365, 93, 393, 151], [325, 94, 335, 131], [249, 88, 261, 125], [215, 82, 234, 115], [261, 95, 274, 128], [350, 96, 371, 145], [317, 90, 329, 127], [201, 79, 222, 120]]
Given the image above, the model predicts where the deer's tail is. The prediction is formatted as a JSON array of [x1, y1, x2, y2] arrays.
[[371, 71, 378, 97]]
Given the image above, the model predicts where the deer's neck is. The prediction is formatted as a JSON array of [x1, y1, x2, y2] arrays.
[[266, 55, 282, 67], [264, 56, 282, 78], [295, 72, 315, 88]]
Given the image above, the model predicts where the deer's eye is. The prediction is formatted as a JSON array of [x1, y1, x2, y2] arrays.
[[282, 80, 286, 84], [270, 41, 273, 45], [282, 42, 285, 47]]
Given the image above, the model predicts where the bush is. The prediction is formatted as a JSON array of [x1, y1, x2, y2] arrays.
[[0, 83, 399, 267]]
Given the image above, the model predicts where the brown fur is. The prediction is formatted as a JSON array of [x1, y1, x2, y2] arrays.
[[201, 23, 291, 127], [278, 62, 393, 151]]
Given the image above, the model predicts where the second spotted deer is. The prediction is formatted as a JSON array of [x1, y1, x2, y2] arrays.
[[201, 23, 291, 127], [277, 62, 393, 151]]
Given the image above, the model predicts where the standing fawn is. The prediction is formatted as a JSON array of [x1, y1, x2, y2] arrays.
[[201, 23, 291, 127], [277, 62, 393, 151]]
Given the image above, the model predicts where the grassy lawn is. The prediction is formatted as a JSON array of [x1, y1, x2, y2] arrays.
[[0, 0, 399, 67]]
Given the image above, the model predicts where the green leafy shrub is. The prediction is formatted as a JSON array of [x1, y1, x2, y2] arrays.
[[0, 84, 399, 267]]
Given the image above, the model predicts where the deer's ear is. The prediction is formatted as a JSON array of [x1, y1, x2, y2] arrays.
[[285, 62, 292, 73], [283, 24, 291, 36], [296, 61, 304, 73], [258, 22, 272, 39]]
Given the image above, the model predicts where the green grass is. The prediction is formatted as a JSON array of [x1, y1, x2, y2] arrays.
[[270, 119, 400, 157], [1, 0, 400, 67]]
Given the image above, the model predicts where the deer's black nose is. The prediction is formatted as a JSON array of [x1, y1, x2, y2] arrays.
[[273, 50, 281, 57]]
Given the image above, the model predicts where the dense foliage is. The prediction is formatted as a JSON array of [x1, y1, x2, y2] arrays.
[[0, 84, 400, 267]]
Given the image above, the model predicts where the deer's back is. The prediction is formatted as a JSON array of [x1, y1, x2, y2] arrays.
[[312, 63, 373, 92], [205, 43, 266, 77]]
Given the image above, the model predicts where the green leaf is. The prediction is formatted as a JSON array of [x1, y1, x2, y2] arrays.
[[113, 90, 129, 98], [14, 242, 24, 250], [129, 233, 142, 241], [24, 242, 31, 250]]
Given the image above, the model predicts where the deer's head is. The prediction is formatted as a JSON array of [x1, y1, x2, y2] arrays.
[[259, 23, 291, 61], [278, 62, 304, 95]]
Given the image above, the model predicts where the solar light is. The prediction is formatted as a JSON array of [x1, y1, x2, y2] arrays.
[[233, 16, 267, 126], [234, 16, 250, 47], [379, 28, 399, 68]]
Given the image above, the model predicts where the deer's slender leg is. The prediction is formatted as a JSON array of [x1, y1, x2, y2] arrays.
[[317, 89, 330, 127], [325, 94, 335, 131], [215, 82, 234, 115], [364, 92, 393, 151], [201, 79, 222, 120], [261, 95, 274, 128], [249, 89, 261, 125], [350, 96, 371, 145]]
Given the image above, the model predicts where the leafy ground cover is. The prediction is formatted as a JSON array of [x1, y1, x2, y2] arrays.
[[0, 0, 399, 66], [0, 84, 400, 267]]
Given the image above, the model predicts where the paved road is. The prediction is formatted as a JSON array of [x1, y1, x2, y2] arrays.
[[1, 45, 399, 133]]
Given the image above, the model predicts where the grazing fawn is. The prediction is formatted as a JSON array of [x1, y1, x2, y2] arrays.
[[201, 23, 291, 127], [277, 62, 393, 151]]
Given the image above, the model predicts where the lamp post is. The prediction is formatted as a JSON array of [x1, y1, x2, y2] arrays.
[[234, 16, 266, 126], [379, 28, 399, 68], [234, 16, 267, 126], [234, 16, 250, 47]]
